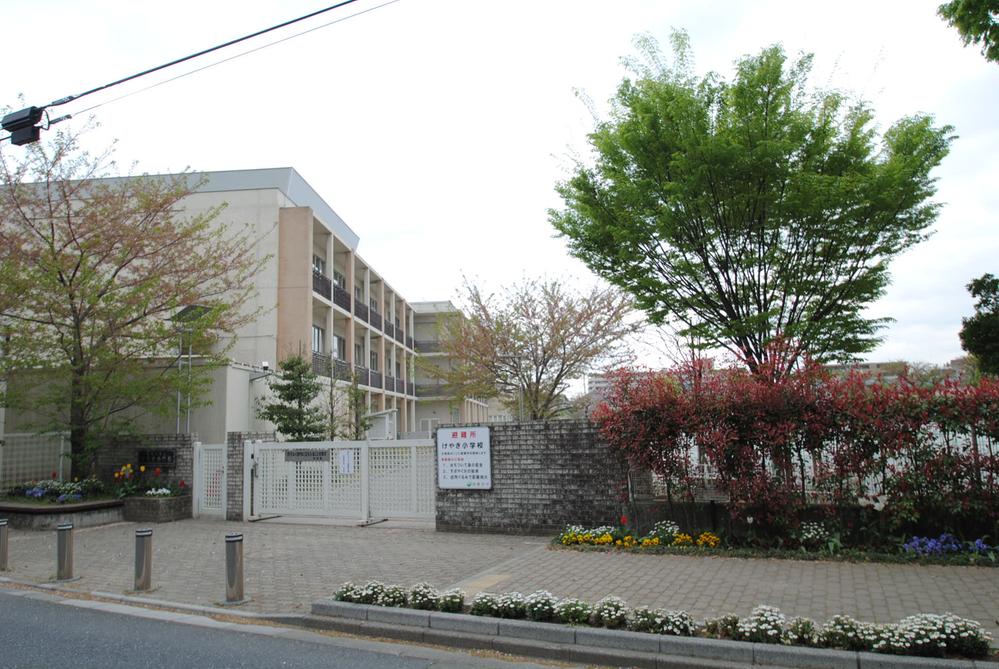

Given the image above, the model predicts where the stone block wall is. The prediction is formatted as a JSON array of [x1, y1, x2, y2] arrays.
[[96, 434, 194, 488], [226, 431, 275, 521], [436, 419, 629, 535]]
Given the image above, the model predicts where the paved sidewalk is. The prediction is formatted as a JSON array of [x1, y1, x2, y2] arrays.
[[3, 519, 997, 639]]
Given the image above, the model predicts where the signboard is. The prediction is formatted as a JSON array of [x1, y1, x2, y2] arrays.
[[284, 448, 328, 462], [338, 449, 355, 474], [137, 449, 176, 468], [437, 426, 491, 489]]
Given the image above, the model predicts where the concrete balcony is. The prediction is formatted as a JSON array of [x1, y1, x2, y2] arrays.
[[333, 285, 350, 311], [312, 270, 332, 300]]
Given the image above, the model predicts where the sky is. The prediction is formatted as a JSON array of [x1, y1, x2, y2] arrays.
[[1, 0, 996, 369]]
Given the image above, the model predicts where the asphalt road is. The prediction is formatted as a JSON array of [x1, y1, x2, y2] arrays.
[[0, 588, 562, 669]]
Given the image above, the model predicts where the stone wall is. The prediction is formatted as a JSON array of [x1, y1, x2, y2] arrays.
[[96, 434, 194, 488], [226, 431, 275, 521], [436, 420, 629, 535]]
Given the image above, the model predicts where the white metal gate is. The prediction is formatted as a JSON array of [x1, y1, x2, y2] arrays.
[[248, 439, 435, 521], [193, 442, 226, 518]]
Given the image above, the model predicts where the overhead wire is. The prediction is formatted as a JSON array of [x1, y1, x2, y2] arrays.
[[43, 0, 368, 111], [69, 0, 401, 118]]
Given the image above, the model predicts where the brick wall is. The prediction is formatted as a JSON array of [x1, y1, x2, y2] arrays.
[[435, 419, 629, 535], [96, 434, 194, 488], [226, 431, 275, 521]]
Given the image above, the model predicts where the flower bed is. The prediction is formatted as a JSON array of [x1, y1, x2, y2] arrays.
[[3, 477, 108, 505], [331, 580, 994, 660], [555, 521, 998, 566], [122, 494, 191, 523]]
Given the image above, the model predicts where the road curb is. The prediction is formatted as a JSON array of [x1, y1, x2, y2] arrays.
[[309, 597, 999, 669]]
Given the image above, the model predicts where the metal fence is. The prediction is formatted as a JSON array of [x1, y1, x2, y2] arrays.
[[0, 433, 70, 488]]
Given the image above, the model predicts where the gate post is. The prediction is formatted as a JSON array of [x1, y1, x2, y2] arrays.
[[359, 440, 370, 522]]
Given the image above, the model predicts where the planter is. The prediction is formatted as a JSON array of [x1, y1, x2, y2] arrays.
[[0, 499, 124, 530], [123, 494, 192, 523]]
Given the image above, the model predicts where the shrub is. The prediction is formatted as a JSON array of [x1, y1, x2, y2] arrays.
[[736, 605, 785, 644], [525, 591, 559, 622], [407, 582, 440, 610], [437, 588, 465, 613], [629, 607, 694, 636], [333, 582, 361, 603], [820, 614, 882, 652], [593, 596, 629, 629], [469, 592, 501, 617], [784, 617, 819, 646], [555, 598, 592, 625], [875, 613, 992, 659], [796, 522, 829, 550], [703, 614, 741, 639], [353, 581, 386, 605], [496, 592, 527, 619], [376, 584, 407, 607]]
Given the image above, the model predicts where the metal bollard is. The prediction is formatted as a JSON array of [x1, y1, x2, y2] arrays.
[[56, 523, 74, 581], [224, 532, 245, 604], [0, 519, 9, 571], [134, 528, 153, 591]]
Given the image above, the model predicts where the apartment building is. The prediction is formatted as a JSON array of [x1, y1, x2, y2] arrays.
[[143, 167, 420, 442], [411, 301, 488, 435]]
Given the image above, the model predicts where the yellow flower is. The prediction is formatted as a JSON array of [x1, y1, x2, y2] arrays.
[[696, 531, 720, 548], [139, 465, 146, 473], [672, 533, 693, 546]]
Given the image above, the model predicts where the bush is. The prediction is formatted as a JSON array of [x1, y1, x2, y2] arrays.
[[593, 596, 629, 629], [525, 591, 559, 622], [784, 617, 819, 646], [407, 582, 440, 610], [704, 614, 741, 639], [376, 585, 407, 607], [469, 592, 501, 617], [629, 607, 694, 636], [555, 598, 592, 625], [437, 588, 464, 613], [820, 614, 881, 652], [333, 582, 361, 602], [736, 605, 785, 644], [496, 592, 527, 619]]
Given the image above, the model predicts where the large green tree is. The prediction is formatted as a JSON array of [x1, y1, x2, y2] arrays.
[[0, 129, 262, 471], [257, 355, 326, 441], [959, 273, 999, 375], [550, 34, 953, 378], [938, 0, 999, 63]]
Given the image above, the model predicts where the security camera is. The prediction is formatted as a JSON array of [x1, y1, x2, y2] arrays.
[[261, 361, 270, 371]]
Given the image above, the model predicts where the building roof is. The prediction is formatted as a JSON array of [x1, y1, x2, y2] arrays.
[[191, 167, 360, 251], [411, 301, 459, 315]]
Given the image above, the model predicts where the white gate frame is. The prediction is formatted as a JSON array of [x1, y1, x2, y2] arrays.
[[245, 438, 435, 523], [193, 441, 227, 518]]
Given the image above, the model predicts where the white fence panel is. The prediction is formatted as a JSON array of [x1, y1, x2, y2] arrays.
[[193, 443, 226, 518], [0, 433, 69, 488], [249, 439, 435, 521]]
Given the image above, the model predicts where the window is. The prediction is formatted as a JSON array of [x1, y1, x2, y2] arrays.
[[419, 418, 439, 434], [354, 285, 363, 302], [312, 325, 325, 354], [395, 360, 402, 378], [332, 270, 346, 290], [333, 335, 346, 361], [355, 342, 364, 366], [369, 297, 379, 314], [370, 351, 379, 372], [312, 255, 326, 275]]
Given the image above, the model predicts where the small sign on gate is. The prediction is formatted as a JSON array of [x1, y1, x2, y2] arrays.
[[284, 448, 328, 462], [436, 427, 491, 489]]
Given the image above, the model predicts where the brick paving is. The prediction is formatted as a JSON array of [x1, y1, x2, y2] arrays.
[[3, 519, 997, 640]]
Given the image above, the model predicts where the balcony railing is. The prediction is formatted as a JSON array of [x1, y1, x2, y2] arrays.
[[354, 302, 368, 323], [354, 365, 369, 386], [333, 285, 350, 311], [333, 358, 351, 381], [394, 327, 404, 344], [408, 381, 414, 396], [395, 378, 405, 394], [385, 375, 396, 392], [370, 371, 383, 389], [384, 322, 394, 339], [312, 270, 331, 300], [416, 382, 449, 397], [312, 351, 332, 377], [415, 340, 441, 353], [406, 336, 414, 350], [370, 310, 382, 330]]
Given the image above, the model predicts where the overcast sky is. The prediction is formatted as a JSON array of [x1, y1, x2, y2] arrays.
[[2, 0, 996, 368]]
